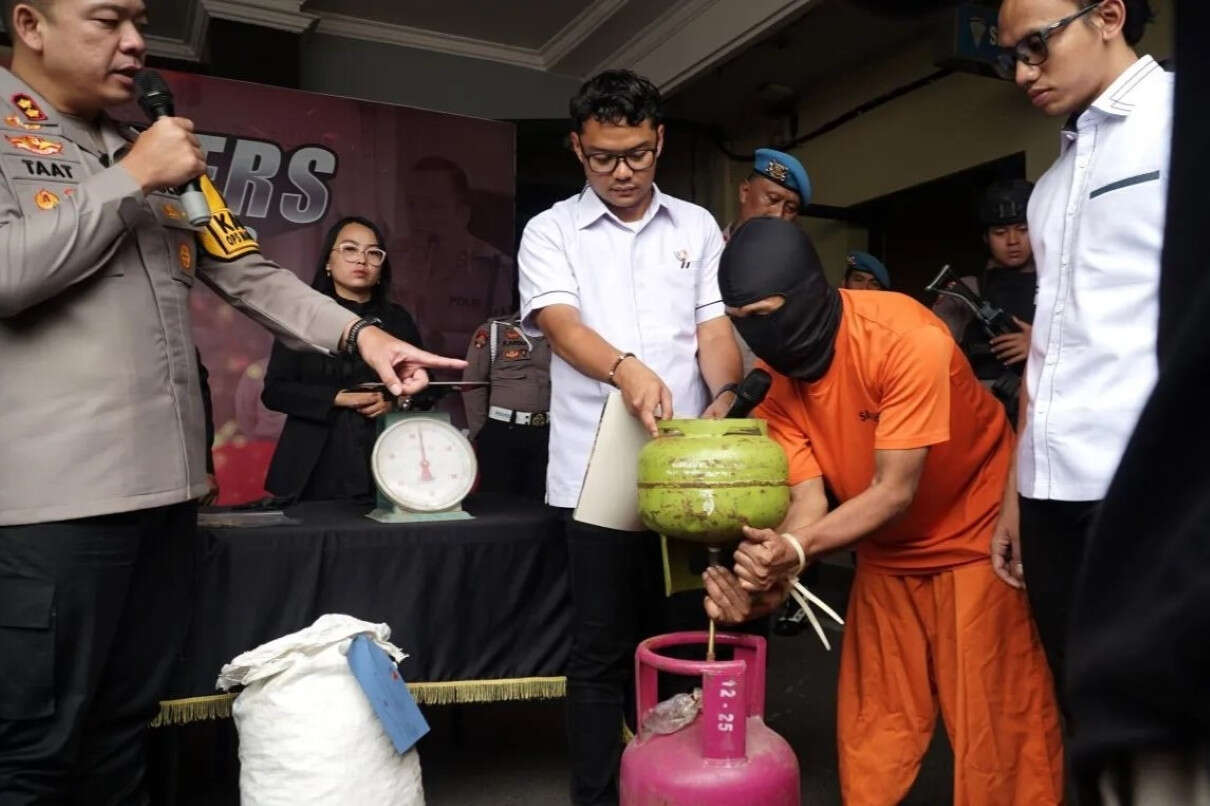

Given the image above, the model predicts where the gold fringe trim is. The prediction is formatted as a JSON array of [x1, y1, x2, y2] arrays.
[[152, 676, 567, 727], [151, 693, 236, 727], [406, 676, 567, 706]]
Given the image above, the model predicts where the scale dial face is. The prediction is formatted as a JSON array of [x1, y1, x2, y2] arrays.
[[372, 417, 477, 513]]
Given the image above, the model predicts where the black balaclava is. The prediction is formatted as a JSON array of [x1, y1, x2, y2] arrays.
[[719, 216, 843, 382]]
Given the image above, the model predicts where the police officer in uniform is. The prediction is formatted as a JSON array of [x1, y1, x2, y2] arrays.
[[933, 180, 1036, 422], [842, 250, 892, 290], [462, 314, 552, 501], [724, 147, 811, 241], [725, 148, 813, 374], [0, 2, 461, 801]]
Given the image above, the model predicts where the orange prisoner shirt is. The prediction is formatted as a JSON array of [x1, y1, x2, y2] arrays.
[[754, 289, 1014, 573]]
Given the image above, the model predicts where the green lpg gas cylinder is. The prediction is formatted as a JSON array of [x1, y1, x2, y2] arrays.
[[637, 419, 789, 544]]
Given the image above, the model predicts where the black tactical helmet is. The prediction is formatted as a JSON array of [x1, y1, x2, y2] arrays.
[[980, 179, 1034, 227]]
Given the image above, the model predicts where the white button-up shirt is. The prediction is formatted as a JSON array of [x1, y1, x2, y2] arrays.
[[1020, 56, 1173, 501], [518, 185, 726, 507]]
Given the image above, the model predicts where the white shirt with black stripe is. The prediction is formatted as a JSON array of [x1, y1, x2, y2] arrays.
[[518, 184, 726, 507], [1020, 55, 1173, 501]]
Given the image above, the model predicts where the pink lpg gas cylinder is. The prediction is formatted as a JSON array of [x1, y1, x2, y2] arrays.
[[619, 631, 800, 806]]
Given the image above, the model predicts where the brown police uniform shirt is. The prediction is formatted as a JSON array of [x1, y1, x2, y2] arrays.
[[461, 316, 551, 440]]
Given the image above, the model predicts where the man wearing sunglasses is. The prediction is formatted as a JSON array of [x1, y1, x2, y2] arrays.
[[518, 69, 742, 804], [992, 0, 1169, 730]]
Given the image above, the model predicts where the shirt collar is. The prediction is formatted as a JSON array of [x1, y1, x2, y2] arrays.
[[1089, 55, 1161, 118], [58, 112, 132, 161], [1, 68, 58, 125], [1060, 55, 1160, 149], [575, 183, 675, 230], [1, 69, 132, 161]]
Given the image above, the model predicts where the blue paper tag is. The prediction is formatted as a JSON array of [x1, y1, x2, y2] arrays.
[[347, 634, 430, 754]]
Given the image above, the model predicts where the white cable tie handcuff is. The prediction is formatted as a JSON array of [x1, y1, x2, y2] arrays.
[[780, 533, 845, 651]]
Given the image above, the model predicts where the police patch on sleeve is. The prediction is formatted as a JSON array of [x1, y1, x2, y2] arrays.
[[195, 173, 260, 261]]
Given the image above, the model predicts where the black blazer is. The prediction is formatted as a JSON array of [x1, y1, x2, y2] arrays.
[[261, 299, 422, 500]]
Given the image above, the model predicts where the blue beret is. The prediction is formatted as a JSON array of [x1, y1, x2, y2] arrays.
[[753, 148, 812, 208], [846, 251, 891, 289]]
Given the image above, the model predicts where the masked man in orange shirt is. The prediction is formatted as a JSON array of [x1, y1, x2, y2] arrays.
[[706, 217, 1063, 805]]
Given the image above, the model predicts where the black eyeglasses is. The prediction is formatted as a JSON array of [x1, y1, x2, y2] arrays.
[[583, 148, 657, 175], [994, 1, 1101, 80]]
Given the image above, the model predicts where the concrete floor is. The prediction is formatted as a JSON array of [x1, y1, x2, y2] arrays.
[[417, 563, 952, 805], [152, 563, 954, 804]]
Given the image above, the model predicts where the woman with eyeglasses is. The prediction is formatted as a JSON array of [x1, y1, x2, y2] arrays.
[[261, 216, 423, 502]]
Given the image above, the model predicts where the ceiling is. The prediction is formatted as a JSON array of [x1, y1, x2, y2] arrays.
[[667, 1, 937, 134], [303, 0, 601, 51], [140, 0, 820, 93]]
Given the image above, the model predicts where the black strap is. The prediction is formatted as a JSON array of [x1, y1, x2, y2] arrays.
[[345, 317, 382, 357], [713, 383, 739, 401]]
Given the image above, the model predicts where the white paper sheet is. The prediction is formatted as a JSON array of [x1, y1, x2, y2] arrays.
[[572, 391, 651, 532]]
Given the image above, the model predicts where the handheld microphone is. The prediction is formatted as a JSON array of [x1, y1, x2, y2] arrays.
[[724, 369, 772, 419], [133, 70, 210, 227]]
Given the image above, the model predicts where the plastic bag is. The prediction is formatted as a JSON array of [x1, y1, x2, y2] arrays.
[[642, 688, 702, 735]]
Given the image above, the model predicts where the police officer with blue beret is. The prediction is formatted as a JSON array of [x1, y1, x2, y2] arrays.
[[725, 147, 812, 240], [843, 250, 892, 290], [727, 148, 813, 376]]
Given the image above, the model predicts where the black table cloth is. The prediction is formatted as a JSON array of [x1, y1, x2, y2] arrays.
[[156, 494, 570, 724]]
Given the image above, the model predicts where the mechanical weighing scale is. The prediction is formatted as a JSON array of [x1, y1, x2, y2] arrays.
[[364, 381, 488, 524]]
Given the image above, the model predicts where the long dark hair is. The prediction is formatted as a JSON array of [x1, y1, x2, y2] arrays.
[[310, 216, 393, 306]]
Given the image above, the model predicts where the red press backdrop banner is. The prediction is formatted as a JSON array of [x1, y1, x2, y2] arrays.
[[118, 72, 516, 505]]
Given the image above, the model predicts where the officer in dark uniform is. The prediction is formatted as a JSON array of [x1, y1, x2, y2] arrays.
[[842, 250, 892, 290], [934, 180, 1036, 423], [462, 314, 552, 501]]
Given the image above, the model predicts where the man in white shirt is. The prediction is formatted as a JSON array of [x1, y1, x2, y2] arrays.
[[518, 69, 742, 805], [992, 0, 1169, 722]]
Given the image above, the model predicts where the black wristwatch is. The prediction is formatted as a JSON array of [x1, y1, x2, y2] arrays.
[[345, 317, 382, 357]]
